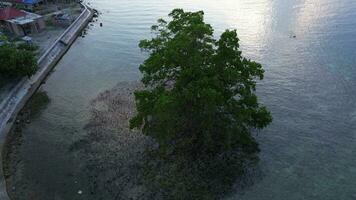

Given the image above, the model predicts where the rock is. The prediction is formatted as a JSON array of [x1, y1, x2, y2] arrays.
[[78, 190, 83, 195]]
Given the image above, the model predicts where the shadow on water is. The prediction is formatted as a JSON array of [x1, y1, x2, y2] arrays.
[[69, 81, 264, 200], [5, 0, 356, 199], [2, 90, 50, 199]]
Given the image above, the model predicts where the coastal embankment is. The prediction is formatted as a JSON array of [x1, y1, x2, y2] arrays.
[[0, 3, 94, 199]]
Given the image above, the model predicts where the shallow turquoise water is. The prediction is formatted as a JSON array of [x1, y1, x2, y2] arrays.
[[11, 0, 356, 199]]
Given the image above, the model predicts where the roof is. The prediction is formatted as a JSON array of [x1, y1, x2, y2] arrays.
[[0, 7, 26, 21], [10, 0, 40, 5], [6, 10, 42, 25]]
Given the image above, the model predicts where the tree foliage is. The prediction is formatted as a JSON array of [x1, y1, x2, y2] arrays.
[[130, 9, 272, 158], [0, 42, 37, 78]]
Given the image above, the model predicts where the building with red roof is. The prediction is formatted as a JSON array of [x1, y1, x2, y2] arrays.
[[0, 7, 45, 36], [6, 0, 42, 6], [0, 7, 26, 21]]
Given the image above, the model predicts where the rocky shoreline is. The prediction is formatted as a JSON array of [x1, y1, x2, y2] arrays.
[[70, 81, 156, 199], [0, 3, 93, 199], [4, 82, 155, 199], [3, 91, 50, 199], [3, 80, 262, 199]]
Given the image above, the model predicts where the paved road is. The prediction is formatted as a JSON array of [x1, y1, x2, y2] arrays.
[[0, 4, 92, 137], [0, 4, 93, 199]]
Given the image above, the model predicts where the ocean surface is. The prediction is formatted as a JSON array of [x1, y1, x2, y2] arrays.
[[7, 0, 356, 199]]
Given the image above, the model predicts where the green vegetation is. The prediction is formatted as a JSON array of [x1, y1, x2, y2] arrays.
[[130, 9, 272, 199], [0, 41, 38, 78], [0, 34, 6, 41]]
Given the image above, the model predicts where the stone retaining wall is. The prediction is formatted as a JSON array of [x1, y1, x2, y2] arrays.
[[0, 4, 94, 199]]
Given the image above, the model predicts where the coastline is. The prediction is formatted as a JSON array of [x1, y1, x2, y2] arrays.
[[0, 3, 94, 199]]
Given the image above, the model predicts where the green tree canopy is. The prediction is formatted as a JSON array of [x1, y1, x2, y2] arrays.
[[0, 43, 37, 78], [130, 9, 272, 158]]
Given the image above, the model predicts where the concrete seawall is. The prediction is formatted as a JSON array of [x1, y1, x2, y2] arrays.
[[0, 3, 94, 199]]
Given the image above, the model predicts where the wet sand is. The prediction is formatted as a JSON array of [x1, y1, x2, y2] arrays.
[[69, 81, 156, 199], [4, 82, 156, 200]]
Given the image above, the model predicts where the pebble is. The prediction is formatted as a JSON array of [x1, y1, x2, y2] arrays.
[[78, 190, 83, 195]]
